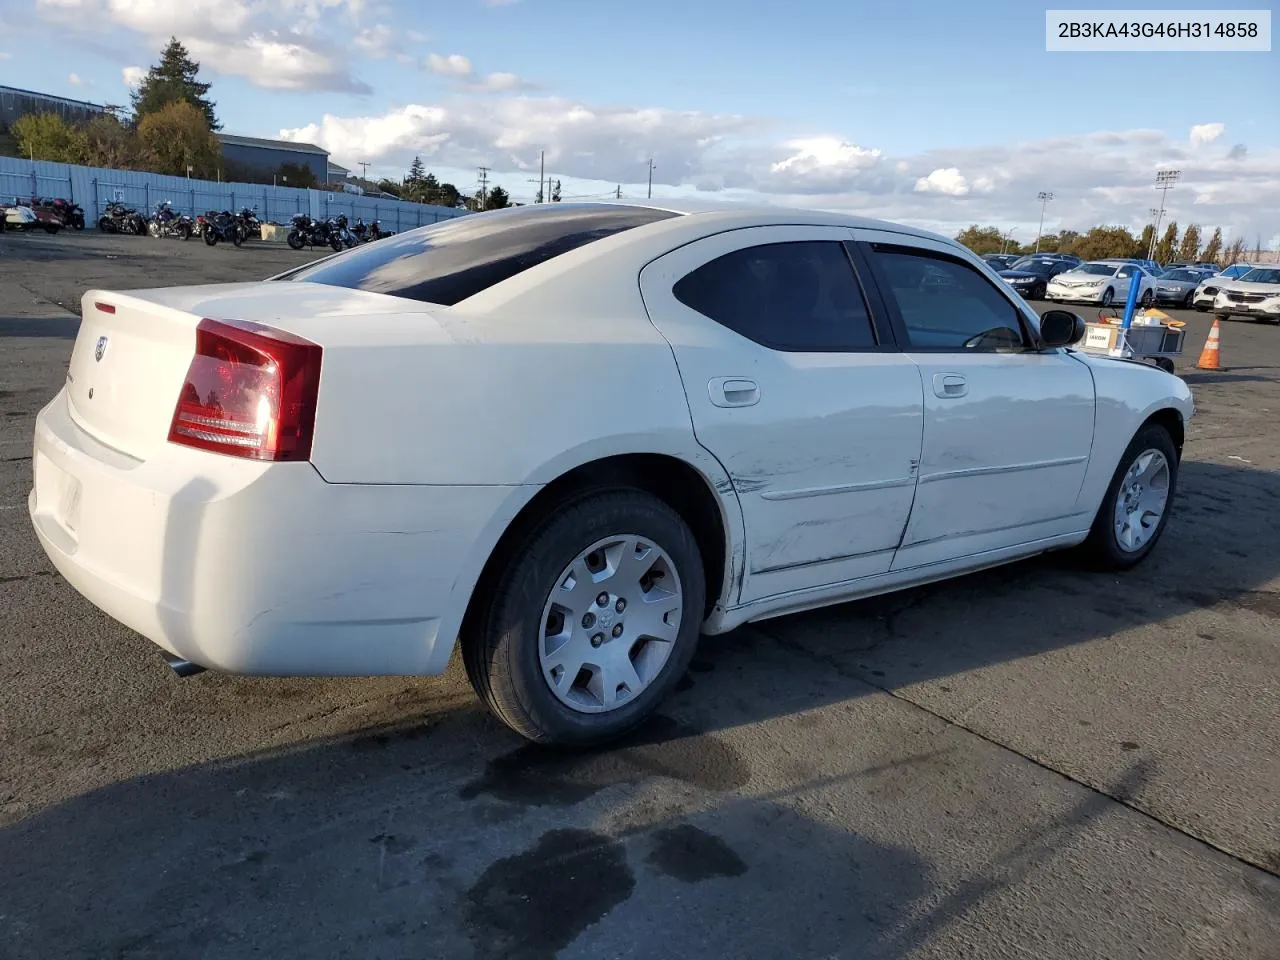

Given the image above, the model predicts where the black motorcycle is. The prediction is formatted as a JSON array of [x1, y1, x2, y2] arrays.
[[97, 202, 146, 235], [235, 207, 262, 241], [202, 209, 247, 247], [147, 201, 193, 240], [287, 214, 343, 252]]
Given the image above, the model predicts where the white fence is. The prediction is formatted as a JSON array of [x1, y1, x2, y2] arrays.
[[0, 155, 468, 232]]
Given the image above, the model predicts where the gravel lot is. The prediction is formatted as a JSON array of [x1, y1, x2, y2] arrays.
[[2, 230, 1278, 960]]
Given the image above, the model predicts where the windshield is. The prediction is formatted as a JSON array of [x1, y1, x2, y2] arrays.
[[274, 204, 678, 305], [1077, 263, 1118, 276], [1009, 258, 1055, 275], [1162, 269, 1200, 281], [1239, 268, 1280, 284]]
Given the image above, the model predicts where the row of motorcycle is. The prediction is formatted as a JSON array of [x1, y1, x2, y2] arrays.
[[96, 201, 391, 250]]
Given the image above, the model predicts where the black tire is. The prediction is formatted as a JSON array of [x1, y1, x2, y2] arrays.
[[178, 223, 191, 241], [204, 230, 218, 246], [1183, 290, 1195, 308], [1154, 357, 1175, 374], [1101, 287, 1115, 306], [330, 235, 343, 252], [1140, 289, 1154, 307], [232, 226, 245, 247], [1215, 313, 1231, 322], [1080, 423, 1179, 571], [1194, 303, 1208, 312], [463, 488, 705, 746], [286, 230, 305, 251]]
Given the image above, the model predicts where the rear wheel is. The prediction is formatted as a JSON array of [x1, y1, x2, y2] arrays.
[[1080, 423, 1178, 570], [286, 230, 305, 250], [463, 489, 704, 746], [1140, 289, 1154, 307], [203, 230, 218, 246]]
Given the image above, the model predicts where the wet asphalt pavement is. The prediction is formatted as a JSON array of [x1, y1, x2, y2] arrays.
[[1, 231, 1278, 959]]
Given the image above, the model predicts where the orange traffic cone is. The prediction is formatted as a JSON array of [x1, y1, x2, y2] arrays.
[[1196, 318, 1223, 370]]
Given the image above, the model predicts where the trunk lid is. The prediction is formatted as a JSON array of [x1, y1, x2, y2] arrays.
[[66, 281, 445, 462]]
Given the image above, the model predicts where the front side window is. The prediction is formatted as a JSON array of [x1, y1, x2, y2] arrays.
[[871, 246, 1026, 351], [273, 204, 678, 306], [673, 241, 878, 351], [1240, 268, 1280, 284]]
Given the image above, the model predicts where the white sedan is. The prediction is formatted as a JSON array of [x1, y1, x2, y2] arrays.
[[28, 202, 1194, 745], [1210, 266, 1280, 323], [1045, 259, 1158, 308]]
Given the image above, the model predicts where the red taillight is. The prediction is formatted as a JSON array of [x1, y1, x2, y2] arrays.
[[168, 318, 323, 462], [95, 301, 116, 314]]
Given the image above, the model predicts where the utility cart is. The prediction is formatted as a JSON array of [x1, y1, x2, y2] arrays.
[[1078, 307, 1187, 373]]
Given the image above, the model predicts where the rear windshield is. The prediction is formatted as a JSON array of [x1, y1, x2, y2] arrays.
[[274, 203, 678, 306]]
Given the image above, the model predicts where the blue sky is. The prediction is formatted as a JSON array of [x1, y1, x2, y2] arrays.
[[4, 0, 1277, 242]]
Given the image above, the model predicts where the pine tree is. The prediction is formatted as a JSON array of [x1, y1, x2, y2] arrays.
[[1154, 221, 1178, 264], [1201, 227, 1223, 264], [407, 156, 425, 186], [1176, 224, 1201, 262], [130, 38, 219, 130]]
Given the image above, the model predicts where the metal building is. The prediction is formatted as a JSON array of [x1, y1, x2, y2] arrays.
[[0, 85, 108, 130], [215, 133, 331, 184]]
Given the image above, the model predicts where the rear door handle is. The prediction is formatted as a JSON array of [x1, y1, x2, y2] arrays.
[[932, 372, 968, 398], [709, 377, 760, 407]]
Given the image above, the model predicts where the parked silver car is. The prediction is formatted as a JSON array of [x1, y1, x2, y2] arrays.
[[1154, 268, 1209, 308]]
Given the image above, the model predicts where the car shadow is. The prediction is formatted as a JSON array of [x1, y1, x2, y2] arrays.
[[0, 315, 80, 339], [1, 457, 1278, 955]]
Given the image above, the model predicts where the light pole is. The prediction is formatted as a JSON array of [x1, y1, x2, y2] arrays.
[[1002, 228, 1017, 254], [647, 158, 655, 199], [1035, 191, 1054, 252], [358, 161, 370, 184], [1148, 169, 1180, 261]]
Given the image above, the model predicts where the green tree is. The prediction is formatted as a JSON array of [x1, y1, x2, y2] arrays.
[[136, 100, 220, 177], [407, 155, 425, 185], [81, 114, 138, 169], [484, 185, 511, 210], [11, 112, 87, 163], [550, 178, 562, 202], [1056, 229, 1080, 255], [376, 178, 402, 198], [434, 181, 462, 208], [1154, 221, 1178, 264], [1201, 227, 1223, 264], [1073, 226, 1142, 261], [1137, 224, 1155, 260], [131, 37, 219, 130], [954, 225, 1007, 255], [1177, 224, 1202, 261]]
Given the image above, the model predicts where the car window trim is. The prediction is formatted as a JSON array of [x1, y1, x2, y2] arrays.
[[670, 235, 898, 355], [856, 240, 1037, 354]]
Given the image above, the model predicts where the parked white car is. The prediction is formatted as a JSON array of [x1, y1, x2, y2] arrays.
[[28, 202, 1195, 745], [1210, 266, 1280, 323], [1045, 259, 1159, 307], [1193, 263, 1269, 311]]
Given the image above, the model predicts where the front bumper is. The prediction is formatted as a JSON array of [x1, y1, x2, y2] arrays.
[[29, 388, 523, 676], [1046, 285, 1106, 303], [1212, 296, 1280, 317]]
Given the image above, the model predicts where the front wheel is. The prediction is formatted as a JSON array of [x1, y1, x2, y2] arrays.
[[1183, 290, 1195, 308], [463, 489, 705, 746], [1215, 313, 1231, 322], [232, 226, 245, 247], [1194, 303, 1208, 312], [1100, 287, 1115, 306], [1080, 423, 1178, 570], [330, 235, 343, 252], [1140, 289, 1154, 308], [204, 230, 218, 246], [286, 230, 306, 250]]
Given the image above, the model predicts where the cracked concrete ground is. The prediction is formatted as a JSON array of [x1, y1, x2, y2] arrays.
[[1, 231, 1278, 959]]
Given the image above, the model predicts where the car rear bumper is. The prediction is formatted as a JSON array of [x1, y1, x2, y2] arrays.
[[29, 388, 526, 676]]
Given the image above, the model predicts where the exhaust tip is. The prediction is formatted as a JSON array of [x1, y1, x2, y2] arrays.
[[162, 652, 207, 677]]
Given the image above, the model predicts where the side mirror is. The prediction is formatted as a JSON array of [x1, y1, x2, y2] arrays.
[[1039, 309, 1085, 348]]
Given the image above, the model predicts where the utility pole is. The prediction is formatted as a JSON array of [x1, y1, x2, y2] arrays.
[[1001, 228, 1016, 254], [477, 165, 490, 211], [615, 184, 622, 199], [539, 151, 545, 203], [1148, 169, 1180, 261], [358, 161, 370, 184], [1034, 191, 1054, 252], [646, 158, 655, 199]]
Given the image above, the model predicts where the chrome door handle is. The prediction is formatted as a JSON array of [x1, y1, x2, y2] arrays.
[[709, 377, 760, 407], [932, 373, 968, 398]]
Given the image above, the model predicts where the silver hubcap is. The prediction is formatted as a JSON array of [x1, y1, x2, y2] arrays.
[[539, 534, 683, 714], [1113, 449, 1171, 553]]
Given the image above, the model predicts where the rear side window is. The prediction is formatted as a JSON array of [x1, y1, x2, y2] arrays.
[[870, 245, 1027, 351], [672, 241, 879, 351], [275, 204, 677, 306]]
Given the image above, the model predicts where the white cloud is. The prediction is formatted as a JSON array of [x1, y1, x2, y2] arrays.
[[0, 52, 12, 61], [68, 72, 85, 86], [353, 23, 396, 57], [426, 52, 473, 76], [280, 91, 1280, 245], [35, 0, 369, 92], [122, 65, 146, 88], [915, 167, 969, 196], [1190, 122, 1225, 145]]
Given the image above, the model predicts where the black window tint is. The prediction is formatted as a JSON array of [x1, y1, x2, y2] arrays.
[[275, 204, 677, 306], [672, 241, 877, 351], [872, 246, 1026, 351]]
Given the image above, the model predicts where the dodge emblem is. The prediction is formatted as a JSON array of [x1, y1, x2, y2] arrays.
[[94, 336, 108, 362]]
